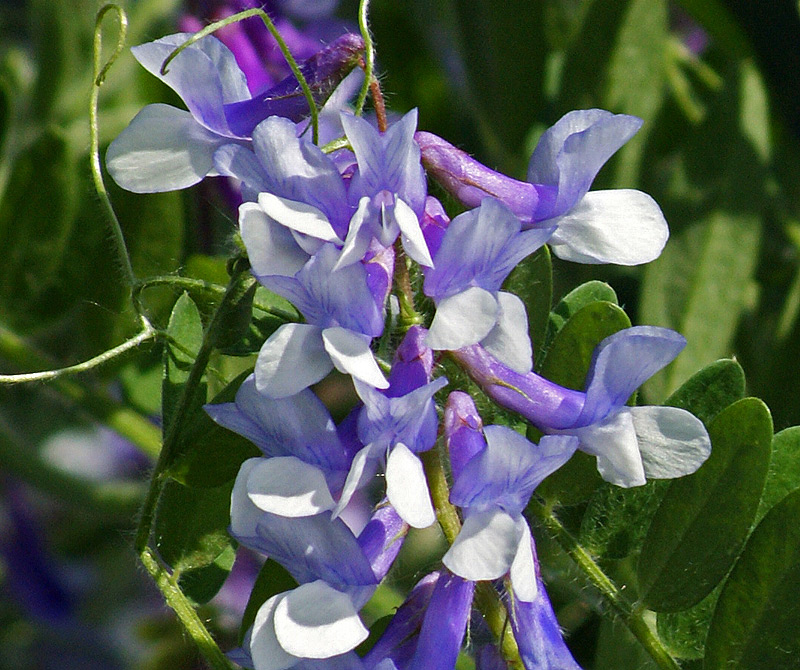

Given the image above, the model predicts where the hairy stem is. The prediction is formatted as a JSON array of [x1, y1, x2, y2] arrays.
[[527, 500, 682, 670]]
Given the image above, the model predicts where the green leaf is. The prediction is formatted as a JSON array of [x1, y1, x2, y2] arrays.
[[638, 398, 772, 611], [504, 245, 552, 364], [663, 358, 746, 425], [536, 300, 630, 504], [594, 616, 659, 670], [579, 479, 668, 559], [542, 280, 618, 359], [656, 584, 722, 660], [162, 293, 205, 436], [170, 370, 261, 488], [178, 544, 237, 605], [705, 488, 800, 669], [239, 559, 299, 644], [153, 479, 234, 573], [218, 285, 296, 357], [756, 426, 800, 522]]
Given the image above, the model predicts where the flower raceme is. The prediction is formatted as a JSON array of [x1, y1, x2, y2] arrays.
[[108, 21, 712, 667]]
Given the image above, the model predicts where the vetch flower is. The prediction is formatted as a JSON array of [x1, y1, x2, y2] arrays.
[[417, 109, 669, 266], [423, 198, 552, 372], [452, 326, 711, 488], [443, 423, 577, 601], [335, 110, 433, 269], [107, 33, 363, 193]]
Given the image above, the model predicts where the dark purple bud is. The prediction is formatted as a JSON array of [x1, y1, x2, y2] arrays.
[[408, 572, 475, 670], [416, 131, 548, 225], [386, 325, 435, 398], [444, 391, 486, 482], [451, 345, 585, 430], [362, 572, 439, 668], [224, 33, 365, 136], [357, 502, 408, 582]]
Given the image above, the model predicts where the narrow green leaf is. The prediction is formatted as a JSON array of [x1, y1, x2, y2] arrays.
[[638, 398, 772, 611], [170, 370, 261, 488], [504, 245, 552, 365], [153, 479, 234, 573], [756, 426, 800, 522], [543, 280, 619, 358], [705, 488, 800, 669], [663, 358, 746, 425], [536, 300, 630, 505], [239, 559, 298, 644], [641, 212, 761, 401], [0, 129, 79, 328], [162, 293, 205, 435]]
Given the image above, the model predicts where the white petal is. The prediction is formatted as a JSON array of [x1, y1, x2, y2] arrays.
[[630, 406, 711, 479], [239, 203, 309, 278], [549, 189, 669, 265], [322, 327, 389, 389], [335, 197, 373, 270], [394, 198, 434, 267], [509, 520, 538, 602], [246, 456, 335, 517], [250, 593, 296, 670], [274, 581, 368, 659], [331, 445, 377, 520], [442, 508, 521, 581], [385, 444, 435, 528], [230, 458, 267, 540], [426, 288, 499, 351], [480, 291, 533, 373], [256, 324, 332, 398], [106, 104, 224, 193], [257, 192, 343, 244], [578, 410, 647, 487]]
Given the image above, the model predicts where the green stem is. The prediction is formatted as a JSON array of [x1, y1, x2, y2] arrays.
[[159, 9, 319, 144], [135, 264, 250, 553], [140, 547, 236, 670], [0, 326, 161, 459], [354, 0, 375, 117], [91, 5, 139, 298], [527, 500, 681, 670], [421, 445, 524, 669]]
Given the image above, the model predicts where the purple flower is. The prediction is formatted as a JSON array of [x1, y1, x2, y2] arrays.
[[418, 109, 669, 266], [453, 327, 711, 488], [107, 33, 362, 193], [335, 110, 433, 269], [443, 422, 576, 601], [423, 198, 552, 372]]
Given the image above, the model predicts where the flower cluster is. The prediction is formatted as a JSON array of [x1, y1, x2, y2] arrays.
[[108, 22, 712, 670]]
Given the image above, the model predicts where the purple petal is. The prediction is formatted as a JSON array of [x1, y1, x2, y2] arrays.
[[578, 326, 686, 427], [386, 325, 435, 398], [356, 503, 408, 582], [444, 391, 486, 482], [510, 551, 582, 670], [249, 117, 352, 236], [408, 573, 474, 670], [416, 131, 543, 224], [132, 33, 249, 135], [451, 345, 585, 430], [527, 109, 642, 221]]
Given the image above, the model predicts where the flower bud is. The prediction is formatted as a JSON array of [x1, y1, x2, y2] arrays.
[[224, 33, 365, 135], [443, 391, 486, 482]]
